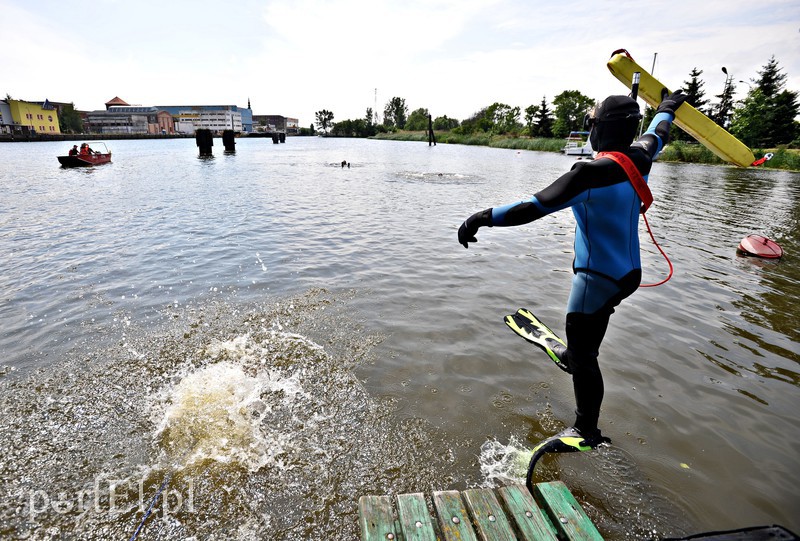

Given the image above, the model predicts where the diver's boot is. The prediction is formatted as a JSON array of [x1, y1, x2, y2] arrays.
[[552, 426, 611, 450], [525, 427, 611, 492]]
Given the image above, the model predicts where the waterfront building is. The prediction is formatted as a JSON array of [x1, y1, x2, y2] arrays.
[[252, 115, 299, 135], [156, 111, 175, 134], [81, 97, 176, 134], [106, 96, 129, 108], [3, 99, 61, 135], [172, 107, 242, 135], [85, 105, 166, 135], [157, 104, 253, 134], [0, 101, 13, 134]]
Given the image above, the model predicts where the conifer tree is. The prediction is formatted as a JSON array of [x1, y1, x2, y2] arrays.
[[731, 56, 799, 147], [534, 96, 554, 138], [673, 68, 709, 140]]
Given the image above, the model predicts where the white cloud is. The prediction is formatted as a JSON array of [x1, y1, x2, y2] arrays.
[[2, 0, 798, 125]]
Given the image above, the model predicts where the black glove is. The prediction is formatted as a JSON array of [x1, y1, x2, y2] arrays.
[[656, 90, 688, 116], [458, 208, 493, 249]]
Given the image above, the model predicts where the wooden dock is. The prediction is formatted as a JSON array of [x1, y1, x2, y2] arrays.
[[359, 481, 603, 541]]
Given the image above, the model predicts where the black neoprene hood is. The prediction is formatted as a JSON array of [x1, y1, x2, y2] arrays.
[[589, 95, 642, 152]]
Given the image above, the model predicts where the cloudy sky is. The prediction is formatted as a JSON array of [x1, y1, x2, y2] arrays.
[[3, 0, 798, 126]]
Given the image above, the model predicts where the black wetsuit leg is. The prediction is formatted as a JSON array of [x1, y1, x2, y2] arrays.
[[565, 310, 611, 436], [564, 271, 640, 436]]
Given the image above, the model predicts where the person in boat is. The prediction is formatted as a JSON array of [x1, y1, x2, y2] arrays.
[[68, 145, 78, 156], [457, 91, 688, 448], [79, 143, 96, 155]]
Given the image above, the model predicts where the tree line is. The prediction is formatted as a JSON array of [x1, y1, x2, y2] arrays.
[[314, 56, 799, 148]]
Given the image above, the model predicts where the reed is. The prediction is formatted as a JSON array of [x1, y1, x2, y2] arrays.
[[371, 132, 800, 171], [753, 148, 800, 170]]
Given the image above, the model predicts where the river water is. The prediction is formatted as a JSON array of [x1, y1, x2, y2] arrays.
[[0, 137, 797, 540]]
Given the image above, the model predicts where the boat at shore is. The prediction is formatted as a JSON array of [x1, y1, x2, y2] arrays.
[[57, 142, 112, 167], [562, 131, 593, 157]]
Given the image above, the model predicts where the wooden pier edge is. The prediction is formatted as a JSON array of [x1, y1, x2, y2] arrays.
[[358, 481, 603, 541]]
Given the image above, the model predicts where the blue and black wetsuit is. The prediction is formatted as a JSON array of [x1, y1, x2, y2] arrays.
[[478, 109, 676, 436]]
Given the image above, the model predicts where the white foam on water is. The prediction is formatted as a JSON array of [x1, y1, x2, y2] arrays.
[[478, 436, 534, 487], [153, 332, 315, 472], [0, 365, 16, 376]]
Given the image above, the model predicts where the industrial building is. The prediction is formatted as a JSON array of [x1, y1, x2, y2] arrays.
[[156, 104, 253, 134], [252, 115, 299, 135]]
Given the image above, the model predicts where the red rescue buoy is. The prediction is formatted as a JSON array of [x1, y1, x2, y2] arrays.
[[737, 234, 783, 259]]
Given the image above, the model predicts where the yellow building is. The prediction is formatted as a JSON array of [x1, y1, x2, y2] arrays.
[[7, 99, 61, 134]]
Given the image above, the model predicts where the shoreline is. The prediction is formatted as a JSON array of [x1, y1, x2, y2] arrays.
[[0, 132, 297, 143], [371, 131, 800, 171], [0, 133, 194, 143]]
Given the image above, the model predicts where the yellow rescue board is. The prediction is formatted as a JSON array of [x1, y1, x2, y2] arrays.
[[607, 51, 755, 167]]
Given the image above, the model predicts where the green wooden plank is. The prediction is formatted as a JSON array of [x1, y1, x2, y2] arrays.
[[462, 488, 516, 541], [396, 493, 437, 541], [497, 484, 559, 541], [359, 495, 398, 541], [534, 481, 604, 541], [432, 490, 479, 541]]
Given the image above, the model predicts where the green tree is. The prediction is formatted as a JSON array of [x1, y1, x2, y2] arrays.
[[770, 90, 800, 145], [365, 107, 374, 127], [552, 90, 594, 138], [712, 76, 736, 130], [331, 118, 370, 137], [315, 110, 334, 133], [534, 97, 554, 137], [457, 103, 520, 135], [383, 97, 407, 129], [58, 102, 83, 134], [432, 115, 458, 131], [673, 68, 709, 141], [756, 55, 784, 97], [405, 107, 430, 131], [681, 68, 709, 114], [455, 106, 493, 134], [524, 103, 539, 135], [489, 103, 521, 134], [730, 89, 770, 147], [731, 56, 799, 147], [525, 96, 554, 137]]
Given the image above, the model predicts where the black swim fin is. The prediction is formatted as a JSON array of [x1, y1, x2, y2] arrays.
[[525, 427, 611, 492], [504, 308, 570, 373]]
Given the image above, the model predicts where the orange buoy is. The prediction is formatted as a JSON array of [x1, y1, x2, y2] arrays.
[[737, 234, 783, 259]]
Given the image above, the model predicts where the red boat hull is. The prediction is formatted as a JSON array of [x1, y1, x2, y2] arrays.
[[58, 153, 112, 167]]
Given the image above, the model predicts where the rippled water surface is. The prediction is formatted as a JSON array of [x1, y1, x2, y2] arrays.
[[1, 137, 798, 539]]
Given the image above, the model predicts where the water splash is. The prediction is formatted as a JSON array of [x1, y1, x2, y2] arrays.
[[478, 433, 695, 540], [153, 357, 306, 471], [0, 289, 463, 540], [478, 436, 533, 487]]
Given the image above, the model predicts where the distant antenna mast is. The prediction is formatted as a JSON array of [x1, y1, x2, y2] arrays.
[[374, 88, 378, 124]]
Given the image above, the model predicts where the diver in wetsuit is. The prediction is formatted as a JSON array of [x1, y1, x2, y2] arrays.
[[458, 91, 688, 447]]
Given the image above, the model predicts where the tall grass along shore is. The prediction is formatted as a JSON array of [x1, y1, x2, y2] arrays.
[[372, 131, 800, 171]]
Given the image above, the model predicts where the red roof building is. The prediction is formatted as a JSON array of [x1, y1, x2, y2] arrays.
[[104, 96, 130, 110]]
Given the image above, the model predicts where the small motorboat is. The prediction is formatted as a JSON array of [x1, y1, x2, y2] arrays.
[[58, 142, 112, 167], [562, 131, 593, 156]]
